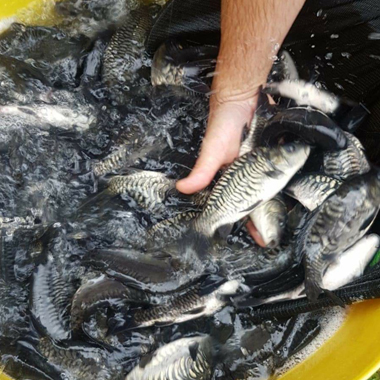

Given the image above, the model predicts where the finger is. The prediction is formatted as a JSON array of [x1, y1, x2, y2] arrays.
[[246, 220, 267, 247]]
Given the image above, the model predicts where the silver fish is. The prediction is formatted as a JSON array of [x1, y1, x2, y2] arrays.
[[323, 131, 370, 180], [0, 104, 97, 132], [239, 113, 269, 156], [126, 335, 214, 380], [264, 79, 339, 114], [248, 195, 287, 248], [194, 143, 310, 237], [301, 170, 380, 301], [107, 171, 176, 211], [245, 234, 380, 306], [285, 173, 342, 211]]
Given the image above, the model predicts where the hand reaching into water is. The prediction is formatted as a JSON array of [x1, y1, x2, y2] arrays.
[[176, 0, 306, 246]]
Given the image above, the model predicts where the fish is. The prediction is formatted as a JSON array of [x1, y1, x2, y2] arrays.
[[236, 234, 380, 307], [30, 254, 75, 341], [258, 107, 348, 151], [323, 131, 371, 180], [0, 103, 97, 132], [264, 80, 339, 114], [71, 275, 150, 335], [112, 278, 241, 332], [223, 242, 295, 285], [36, 336, 123, 380], [93, 145, 128, 177], [0, 23, 91, 88], [107, 171, 177, 211], [300, 170, 380, 301], [84, 249, 178, 285], [126, 335, 214, 380], [285, 173, 342, 211], [194, 143, 310, 237], [151, 39, 218, 94], [102, 5, 152, 94], [248, 195, 287, 248]]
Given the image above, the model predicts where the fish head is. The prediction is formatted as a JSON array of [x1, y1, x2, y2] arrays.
[[269, 142, 310, 172]]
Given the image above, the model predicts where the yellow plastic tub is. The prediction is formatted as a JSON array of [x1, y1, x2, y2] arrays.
[[1, 1, 380, 379]]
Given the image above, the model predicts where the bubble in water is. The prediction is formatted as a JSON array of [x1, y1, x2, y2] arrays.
[[341, 52, 351, 59], [317, 9, 323, 17], [330, 34, 340, 39], [325, 52, 333, 60]]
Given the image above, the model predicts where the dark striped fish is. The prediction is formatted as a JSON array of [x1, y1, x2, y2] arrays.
[[323, 132, 370, 180], [71, 275, 150, 334], [285, 173, 342, 211], [126, 335, 214, 380], [102, 6, 152, 91], [194, 143, 310, 237], [300, 170, 380, 301], [113, 278, 240, 332], [107, 171, 176, 210], [93, 146, 128, 177]]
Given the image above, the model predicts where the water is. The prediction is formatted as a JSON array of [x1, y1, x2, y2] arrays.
[[0, 1, 355, 379]]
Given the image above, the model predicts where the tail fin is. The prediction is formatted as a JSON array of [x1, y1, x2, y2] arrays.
[[75, 188, 115, 218]]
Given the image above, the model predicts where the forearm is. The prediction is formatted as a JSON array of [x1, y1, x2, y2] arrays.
[[213, 0, 306, 105]]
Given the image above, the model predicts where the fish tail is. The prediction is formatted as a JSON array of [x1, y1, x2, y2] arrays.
[[76, 189, 115, 217], [304, 276, 322, 303], [178, 228, 213, 259]]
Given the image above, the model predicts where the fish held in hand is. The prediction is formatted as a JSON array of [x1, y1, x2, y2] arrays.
[[301, 170, 380, 301], [194, 143, 310, 237], [126, 335, 214, 380]]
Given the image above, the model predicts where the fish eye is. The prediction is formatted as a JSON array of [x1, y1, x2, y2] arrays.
[[284, 143, 296, 153]]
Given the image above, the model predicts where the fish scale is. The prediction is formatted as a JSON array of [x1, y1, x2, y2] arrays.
[[323, 132, 370, 180], [102, 6, 152, 88], [108, 171, 176, 211], [300, 171, 380, 301], [126, 336, 213, 380], [194, 144, 310, 236], [285, 173, 342, 211]]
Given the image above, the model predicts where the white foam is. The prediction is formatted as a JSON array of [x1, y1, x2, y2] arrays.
[[275, 307, 348, 377], [0, 17, 15, 35]]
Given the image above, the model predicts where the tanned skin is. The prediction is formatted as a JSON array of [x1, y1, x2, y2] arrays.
[[176, 0, 306, 246]]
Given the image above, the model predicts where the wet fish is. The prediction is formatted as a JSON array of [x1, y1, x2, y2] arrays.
[[71, 275, 150, 335], [323, 131, 371, 180], [0, 104, 97, 132], [84, 249, 177, 285], [237, 234, 380, 307], [102, 5, 152, 92], [285, 173, 342, 211], [248, 195, 287, 248], [106, 171, 176, 211], [126, 335, 214, 380], [259, 107, 348, 151], [152, 39, 218, 94], [113, 278, 241, 332], [194, 143, 310, 237], [30, 254, 75, 341], [264, 80, 339, 114], [0, 23, 91, 88], [36, 336, 123, 380], [300, 170, 380, 301], [93, 145, 128, 177]]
